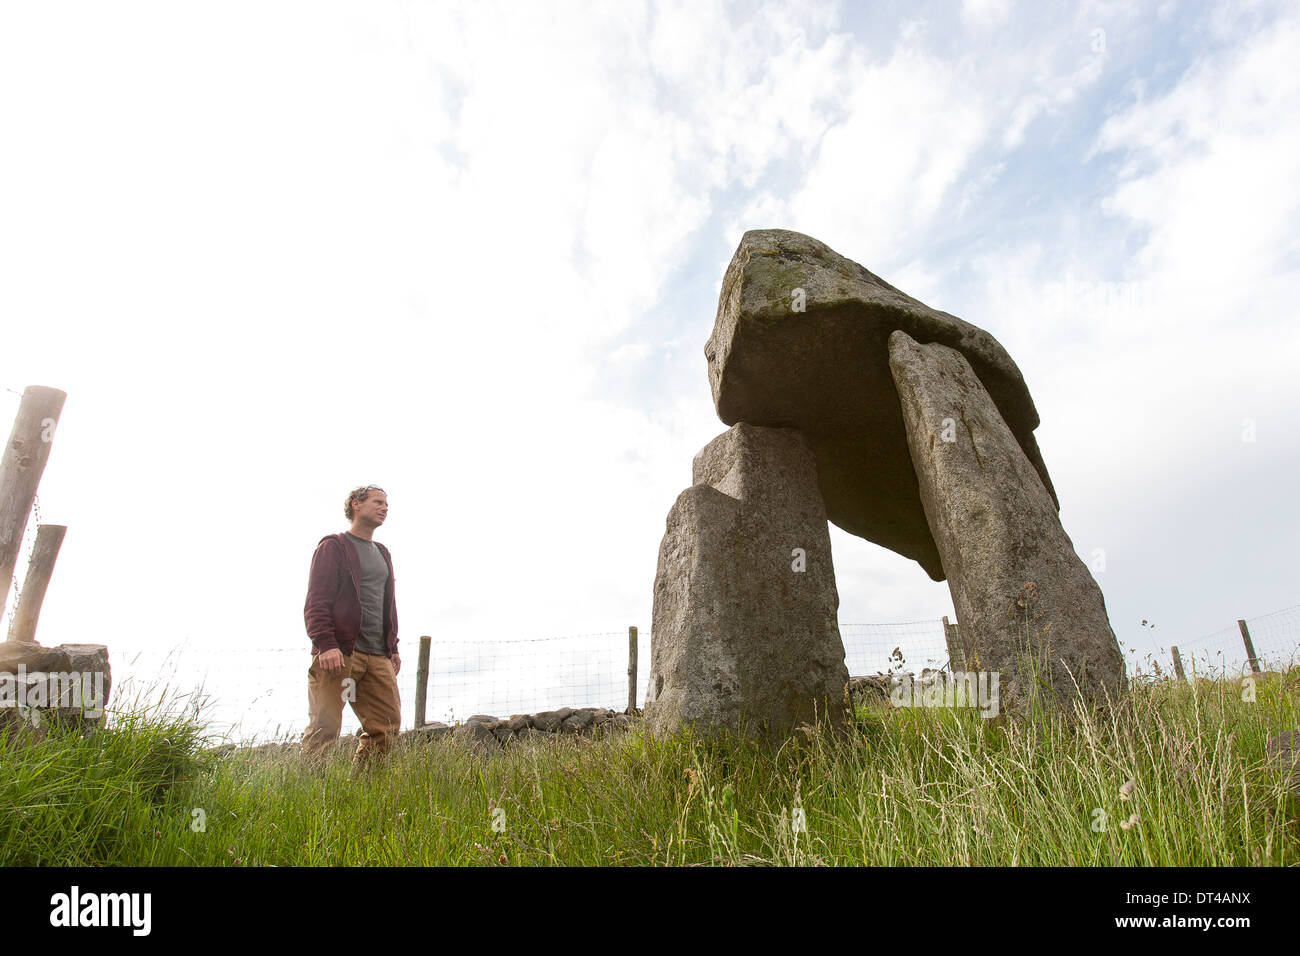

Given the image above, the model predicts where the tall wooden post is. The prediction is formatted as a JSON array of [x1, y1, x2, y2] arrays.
[[7, 524, 66, 644], [1170, 645, 1186, 682], [627, 625, 638, 714], [414, 634, 432, 727], [1238, 619, 1261, 676], [1, 386, 66, 630]]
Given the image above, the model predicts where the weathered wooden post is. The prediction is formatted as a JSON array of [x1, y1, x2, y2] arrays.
[[627, 625, 638, 714], [942, 615, 965, 670], [1237, 619, 1261, 676], [1170, 645, 1186, 682], [7, 523, 66, 644], [414, 634, 432, 727], [1, 386, 66, 631]]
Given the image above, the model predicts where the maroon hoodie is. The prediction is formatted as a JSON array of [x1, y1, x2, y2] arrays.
[[304, 532, 398, 657]]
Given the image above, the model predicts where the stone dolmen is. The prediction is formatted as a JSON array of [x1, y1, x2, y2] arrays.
[[646, 229, 1126, 739]]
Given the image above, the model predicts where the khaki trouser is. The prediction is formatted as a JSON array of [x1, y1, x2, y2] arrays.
[[301, 651, 402, 765]]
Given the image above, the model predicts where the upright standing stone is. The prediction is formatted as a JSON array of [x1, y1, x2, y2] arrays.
[[887, 330, 1126, 707], [646, 423, 850, 738]]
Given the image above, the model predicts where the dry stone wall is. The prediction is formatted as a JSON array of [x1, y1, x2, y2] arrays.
[[231, 706, 637, 757], [417, 707, 635, 749], [0, 641, 111, 733]]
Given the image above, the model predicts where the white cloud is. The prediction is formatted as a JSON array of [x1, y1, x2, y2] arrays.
[[733, 41, 989, 271], [1002, 53, 1105, 149], [961, 0, 1012, 28], [1093, 8, 1300, 328]]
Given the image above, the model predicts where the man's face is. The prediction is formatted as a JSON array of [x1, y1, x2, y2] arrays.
[[353, 490, 388, 527]]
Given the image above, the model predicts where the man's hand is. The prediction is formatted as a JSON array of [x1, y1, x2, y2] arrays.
[[318, 648, 346, 676], [392, 653, 401, 675]]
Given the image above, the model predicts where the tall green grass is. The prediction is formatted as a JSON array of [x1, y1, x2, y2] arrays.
[[1, 667, 1295, 866], [0, 681, 212, 865]]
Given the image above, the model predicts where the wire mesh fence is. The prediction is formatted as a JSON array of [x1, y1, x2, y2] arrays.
[[106, 621, 954, 743], [840, 620, 951, 677], [106, 633, 651, 744], [1162, 604, 1300, 681], [108, 642, 354, 745], [99, 604, 1300, 744], [428, 621, 956, 723], [427, 632, 638, 725]]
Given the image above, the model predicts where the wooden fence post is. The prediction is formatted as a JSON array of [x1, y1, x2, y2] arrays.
[[7, 524, 66, 644], [1, 386, 66, 630], [1238, 619, 1261, 676], [1170, 645, 1186, 682], [943, 615, 965, 670], [414, 634, 432, 727], [627, 626, 638, 714]]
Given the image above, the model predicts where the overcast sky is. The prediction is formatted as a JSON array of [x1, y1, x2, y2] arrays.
[[2, 0, 1297, 728]]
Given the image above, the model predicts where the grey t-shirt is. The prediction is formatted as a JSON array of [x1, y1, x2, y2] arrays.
[[346, 532, 390, 655]]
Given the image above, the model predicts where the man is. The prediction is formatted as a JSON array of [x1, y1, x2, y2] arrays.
[[301, 484, 402, 766]]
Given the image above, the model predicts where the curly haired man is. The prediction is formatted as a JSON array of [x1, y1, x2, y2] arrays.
[[301, 484, 402, 766]]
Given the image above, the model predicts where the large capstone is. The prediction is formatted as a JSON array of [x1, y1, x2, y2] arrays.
[[705, 228, 1057, 580], [887, 330, 1126, 706], [646, 423, 850, 738]]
